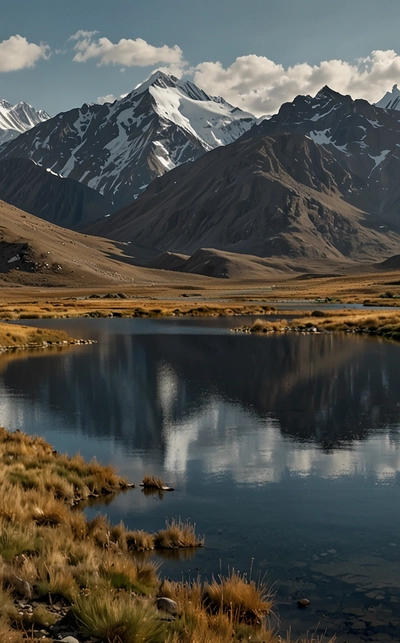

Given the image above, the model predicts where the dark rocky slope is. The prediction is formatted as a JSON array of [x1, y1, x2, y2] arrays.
[[0, 158, 113, 229]]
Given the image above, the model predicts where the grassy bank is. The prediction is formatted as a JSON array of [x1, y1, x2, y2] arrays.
[[0, 322, 71, 349], [237, 309, 400, 341], [0, 299, 277, 322], [0, 428, 335, 643], [0, 428, 283, 643], [0, 321, 94, 351]]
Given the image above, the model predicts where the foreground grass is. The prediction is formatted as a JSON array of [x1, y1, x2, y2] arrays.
[[0, 428, 305, 643], [240, 309, 400, 341]]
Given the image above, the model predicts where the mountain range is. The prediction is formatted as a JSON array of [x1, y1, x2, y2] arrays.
[[0, 72, 255, 212], [89, 130, 400, 264], [1, 76, 400, 281]]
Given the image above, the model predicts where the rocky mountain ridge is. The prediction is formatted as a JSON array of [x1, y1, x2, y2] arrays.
[[88, 131, 400, 263], [243, 86, 400, 227], [0, 100, 49, 144], [0, 72, 255, 211]]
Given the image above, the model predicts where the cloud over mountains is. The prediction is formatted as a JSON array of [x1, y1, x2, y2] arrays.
[[193, 49, 400, 116], [70, 31, 185, 69], [2, 30, 400, 119], [0, 35, 49, 72]]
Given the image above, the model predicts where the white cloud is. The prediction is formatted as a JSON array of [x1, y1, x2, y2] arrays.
[[71, 32, 186, 70], [97, 91, 129, 105], [96, 93, 117, 104], [69, 30, 99, 41], [193, 50, 400, 116], [0, 35, 49, 72]]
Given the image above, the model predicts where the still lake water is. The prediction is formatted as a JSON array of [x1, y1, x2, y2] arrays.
[[1, 317, 400, 641]]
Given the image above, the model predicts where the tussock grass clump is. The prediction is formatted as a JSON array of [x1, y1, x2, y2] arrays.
[[160, 578, 277, 643], [0, 521, 40, 560], [202, 570, 273, 625], [142, 473, 166, 489], [72, 592, 165, 643], [154, 518, 204, 549], [99, 553, 159, 595], [126, 529, 155, 551]]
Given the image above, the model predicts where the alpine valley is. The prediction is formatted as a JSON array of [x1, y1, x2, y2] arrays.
[[1, 73, 400, 283]]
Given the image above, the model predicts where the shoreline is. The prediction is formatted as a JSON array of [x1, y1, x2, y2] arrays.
[[0, 427, 287, 643], [233, 309, 400, 342], [0, 320, 96, 353]]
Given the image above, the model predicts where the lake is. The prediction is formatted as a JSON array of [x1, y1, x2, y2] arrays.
[[1, 317, 400, 642]]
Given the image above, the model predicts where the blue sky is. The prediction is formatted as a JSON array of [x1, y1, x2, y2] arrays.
[[2, 0, 400, 116]]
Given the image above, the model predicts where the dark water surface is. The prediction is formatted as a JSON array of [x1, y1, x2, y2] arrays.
[[1, 317, 400, 642]]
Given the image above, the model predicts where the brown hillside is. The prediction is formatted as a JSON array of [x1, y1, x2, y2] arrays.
[[0, 200, 211, 288], [88, 133, 400, 262]]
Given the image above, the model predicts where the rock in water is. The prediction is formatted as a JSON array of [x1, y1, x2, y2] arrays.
[[156, 596, 178, 616], [297, 598, 310, 608]]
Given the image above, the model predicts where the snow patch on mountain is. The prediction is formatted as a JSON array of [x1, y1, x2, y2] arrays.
[[308, 129, 348, 154], [368, 149, 390, 177], [375, 84, 400, 111]]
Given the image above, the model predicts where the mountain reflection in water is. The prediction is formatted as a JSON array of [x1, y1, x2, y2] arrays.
[[0, 319, 399, 477], [0, 318, 399, 641]]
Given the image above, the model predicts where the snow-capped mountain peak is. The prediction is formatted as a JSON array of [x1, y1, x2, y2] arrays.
[[0, 72, 256, 210], [0, 100, 50, 144], [375, 84, 400, 110], [125, 70, 255, 150]]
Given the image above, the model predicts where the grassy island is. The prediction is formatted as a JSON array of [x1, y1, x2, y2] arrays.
[[236, 309, 400, 342], [0, 428, 326, 643]]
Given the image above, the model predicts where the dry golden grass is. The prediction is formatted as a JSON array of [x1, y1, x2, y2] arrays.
[[244, 310, 400, 341], [0, 322, 72, 348], [73, 592, 165, 643], [159, 577, 278, 643], [142, 473, 166, 489], [126, 529, 156, 551], [202, 570, 273, 625], [0, 427, 333, 643], [154, 518, 204, 549]]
